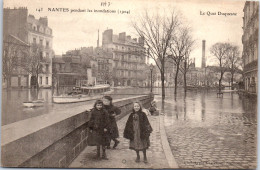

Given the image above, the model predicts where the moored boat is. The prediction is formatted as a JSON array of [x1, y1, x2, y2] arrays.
[[52, 84, 112, 104], [23, 99, 44, 107]]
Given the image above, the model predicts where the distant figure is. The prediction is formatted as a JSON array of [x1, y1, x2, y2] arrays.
[[149, 101, 158, 116], [88, 100, 110, 159], [142, 108, 151, 116], [123, 102, 153, 163], [103, 96, 121, 149]]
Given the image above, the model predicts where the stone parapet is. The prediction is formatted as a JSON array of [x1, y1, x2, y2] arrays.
[[1, 94, 153, 168]]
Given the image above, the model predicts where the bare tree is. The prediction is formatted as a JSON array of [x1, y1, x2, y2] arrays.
[[2, 35, 29, 88], [21, 43, 44, 90], [226, 45, 242, 89], [169, 26, 194, 94], [99, 70, 112, 84], [180, 49, 193, 92], [145, 65, 157, 87], [210, 43, 231, 92], [132, 10, 179, 99]]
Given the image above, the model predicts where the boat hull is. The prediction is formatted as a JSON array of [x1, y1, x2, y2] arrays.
[[23, 101, 44, 107], [52, 95, 102, 104], [53, 84, 113, 104]]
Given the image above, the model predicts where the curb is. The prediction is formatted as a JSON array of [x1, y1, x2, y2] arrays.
[[159, 115, 179, 168]]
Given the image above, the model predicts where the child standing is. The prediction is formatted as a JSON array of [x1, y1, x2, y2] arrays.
[[88, 100, 110, 159], [123, 102, 153, 163], [149, 101, 158, 115], [103, 96, 121, 149]]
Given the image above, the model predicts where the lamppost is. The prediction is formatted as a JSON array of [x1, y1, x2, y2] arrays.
[[204, 66, 206, 87], [149, 64, 154, 92]]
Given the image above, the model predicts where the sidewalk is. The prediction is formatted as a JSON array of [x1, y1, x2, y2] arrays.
[[69, 114, 175, 168]]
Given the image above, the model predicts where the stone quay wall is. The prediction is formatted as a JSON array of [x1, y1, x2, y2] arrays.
[[1, 94, 153, 168]]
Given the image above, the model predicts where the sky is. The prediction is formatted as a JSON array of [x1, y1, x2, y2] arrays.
[[4, 0, 246, 67]]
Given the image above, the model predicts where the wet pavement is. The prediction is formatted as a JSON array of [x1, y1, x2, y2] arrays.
[[2, 87, 257, 169], [69, 114, 171, 168], [154, 88, 257, 169]]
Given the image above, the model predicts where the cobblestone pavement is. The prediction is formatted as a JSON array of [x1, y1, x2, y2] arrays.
[[156, 92, 257, 169], [69, 114, 170, 168]]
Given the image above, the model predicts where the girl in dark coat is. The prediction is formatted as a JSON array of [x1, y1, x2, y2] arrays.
[[103, 96, 121, 149], [88, 100, 110, 159], [123, 102, 153, 163]]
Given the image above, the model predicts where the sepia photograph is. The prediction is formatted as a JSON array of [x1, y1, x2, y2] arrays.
[[1, 0, 258, 169]]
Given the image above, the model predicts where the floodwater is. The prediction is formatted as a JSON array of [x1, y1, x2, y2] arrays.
[[152, 88, 257, 169], [1, 88, 151, 125], [153, 88, 257, 126], [2, 87, 257, 168], [2, 87, 257, 127]]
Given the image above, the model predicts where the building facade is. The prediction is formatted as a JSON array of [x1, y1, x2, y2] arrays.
[[242, 1, 259, 95], [52, 55, 92, 95], [102, 29, 147, 86], [153, 58, 175, 87], [3, 7, 54, 88], [63, 47, 114, 85], [27, 14, 54, 88], [92, 48, 113, 85], [2, 34, 30, 88], [3, 7, 29, 88]]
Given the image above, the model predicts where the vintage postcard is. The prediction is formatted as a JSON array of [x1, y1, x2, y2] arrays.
[[1, 0, 258, 169]]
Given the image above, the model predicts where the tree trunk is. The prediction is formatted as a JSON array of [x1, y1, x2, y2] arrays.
[[231, 72, 234, 90], [218, 79, 221, 93], [161, 71, 165, 99], [184, 71, 187, 92], [36, 74, 39, 91], [174, 64, 180, 94], [57, 75, 60, 96], [161, 99, 165, 113], [218, 72, 224, 93]]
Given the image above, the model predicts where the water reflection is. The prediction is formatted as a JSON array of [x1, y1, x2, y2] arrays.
[[2, 87, 257, 128], [158, 88, 257, 168], [201, 92, 205, 122], [2, 88, 152, 125], [155, 88, 257, 130], [175, 103, 178, 120], [183, 97, 186, 121]]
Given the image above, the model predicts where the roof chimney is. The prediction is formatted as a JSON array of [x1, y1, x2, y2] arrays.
[[202, 40, 206, 68], [97, 29, 100, 47]]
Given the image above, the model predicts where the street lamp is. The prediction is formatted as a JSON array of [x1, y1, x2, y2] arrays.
[[149, 64, 154, 92]]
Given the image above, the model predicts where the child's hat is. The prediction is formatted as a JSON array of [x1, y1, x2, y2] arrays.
[[103, 95, 112, 101]]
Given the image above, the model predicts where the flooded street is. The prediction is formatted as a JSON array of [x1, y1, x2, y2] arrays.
[[1, 88, 151, 125], [153, 88, 257, 169], [2, 87, 257, 169]]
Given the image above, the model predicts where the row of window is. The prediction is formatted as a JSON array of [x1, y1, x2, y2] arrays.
[[245, 76, 257, 92], [114, 54, 145, 62], [54, 64, 64, 70], [116, 70, 138, 77], [29, 23, 52, 35], [243, 21, 258, 42], [97, 59, 109, 63], [39, 76, 49, 85], [244, 44, 258, 65], [114, 45, 144, 53], [115, 62, 145, 70], [244, 2, 258, 27], [32, 37, 50, 48], [98, 64, 109, 70], [54, 64, 89, 73]]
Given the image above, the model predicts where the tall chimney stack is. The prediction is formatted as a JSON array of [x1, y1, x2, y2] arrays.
[[202, 40, 206, 68], [97, 29, 99, 47]]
